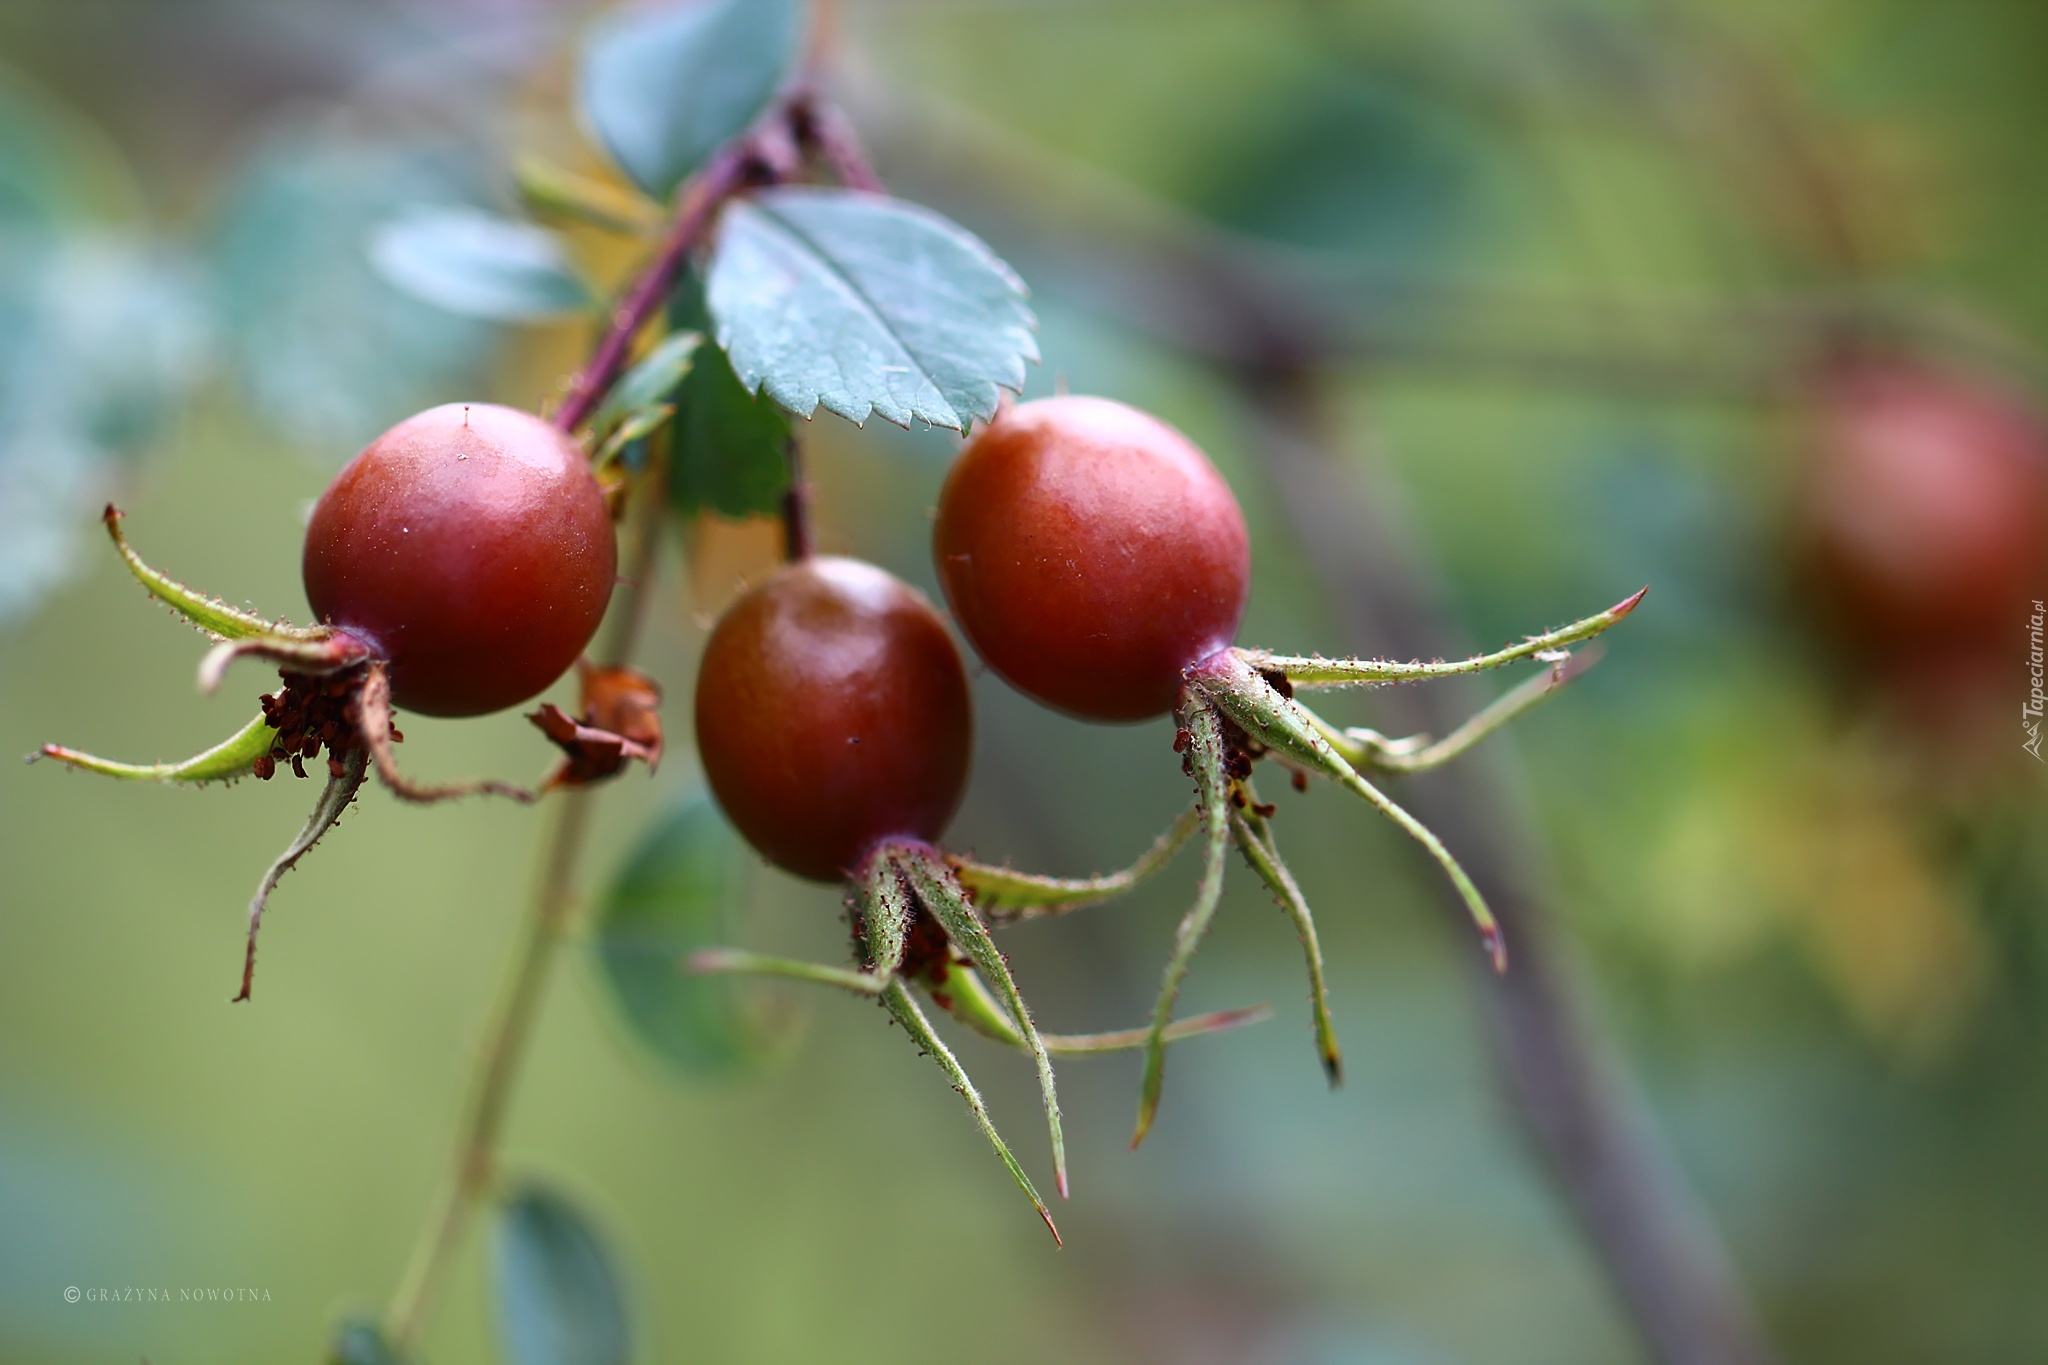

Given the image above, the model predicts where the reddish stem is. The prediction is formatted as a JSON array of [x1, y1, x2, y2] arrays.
[[793, 92, 884, 193], [780, 436, 813, 561], [552, 145, 762, 435]]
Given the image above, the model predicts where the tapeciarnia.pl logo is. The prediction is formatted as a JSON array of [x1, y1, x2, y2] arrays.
[[2026, 599, 2045, 762]]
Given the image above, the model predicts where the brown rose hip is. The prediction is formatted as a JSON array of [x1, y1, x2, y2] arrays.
[[693, 556, 972, 882]]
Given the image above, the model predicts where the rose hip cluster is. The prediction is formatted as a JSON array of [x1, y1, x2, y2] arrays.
[[36, 375, 1637, 1239], [688, 394, 1642, 1232]]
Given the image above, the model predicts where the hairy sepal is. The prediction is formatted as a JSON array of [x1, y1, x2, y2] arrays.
[[103, 505, 327, 643], [35, 713, 278, 784]]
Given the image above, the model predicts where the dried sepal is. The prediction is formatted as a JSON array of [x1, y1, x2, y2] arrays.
[[236, 746, 369, 1002], [355, 664, 535, 805], [528, 663, 663, 791], [199, 630, 376, 696], [34, 713, 279, 784]]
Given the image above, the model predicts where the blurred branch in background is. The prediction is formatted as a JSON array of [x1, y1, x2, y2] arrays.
[[1241, 379, 1775, 1365], [850, 71, 1780, 1365], [846, 68, 2047, 407]]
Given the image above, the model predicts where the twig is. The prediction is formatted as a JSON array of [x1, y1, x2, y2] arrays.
[[383, 785, 595, 1355], [382, 494, 665, 1353], [779, 436, 813, 561], [383, 147, 706, 1349], [792, 90, 884, 193], [552, 144, 764, 435]]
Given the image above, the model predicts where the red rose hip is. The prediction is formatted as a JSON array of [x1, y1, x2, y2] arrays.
[[934, 395, 1251, 721], [302, 402, 616, 717], [1795, 357, 2048, 654], [694, 557, 972, 882]]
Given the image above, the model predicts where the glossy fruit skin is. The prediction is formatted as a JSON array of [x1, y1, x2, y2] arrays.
[[694, 557, 972, 883], [934, 396, 1251, 722], [303, 402, 616, 717], [1795, 357, 2048, 659]]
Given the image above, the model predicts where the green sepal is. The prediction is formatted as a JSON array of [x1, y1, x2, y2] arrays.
[[34, 712, 278, 784], [895, 845, 1067, 1201], [1228, 799, 1341, 1086], [1318, 649, 1596, 775], [1197, 652, 1507, 974], [927, 959, 1271, 1057], [1132, 695, 1232, 1149], [103, 505, 323, 642], [878, 977, 1059, 1246], [954, 806, 1198, 924], [684, 949, 882, 997], [1241, 587, 1645, 689], [858, 855, 912, 977]]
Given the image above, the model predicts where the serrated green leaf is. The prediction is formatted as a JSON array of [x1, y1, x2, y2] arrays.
[[493, 1184, 630, 1365], [579, 0, 806, 200], [594, 794, 787, 1077], [707, 188, 1036, 431], [368, 207, 590, 321], [662, 270, 790, 517], [671, 342, 792, 517], [327, 1316, 405, 1365]]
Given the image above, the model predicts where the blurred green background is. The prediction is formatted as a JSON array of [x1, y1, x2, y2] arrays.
[[3, 2, 2046, 1362]]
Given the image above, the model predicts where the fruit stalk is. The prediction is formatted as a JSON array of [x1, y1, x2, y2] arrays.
[[383, 407, 675, 1357], [383, 501, 658, 1351], [779, 435, 813, 561]]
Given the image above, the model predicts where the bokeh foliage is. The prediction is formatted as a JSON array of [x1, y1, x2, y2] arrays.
[[2, 2, 2045, 1363]]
